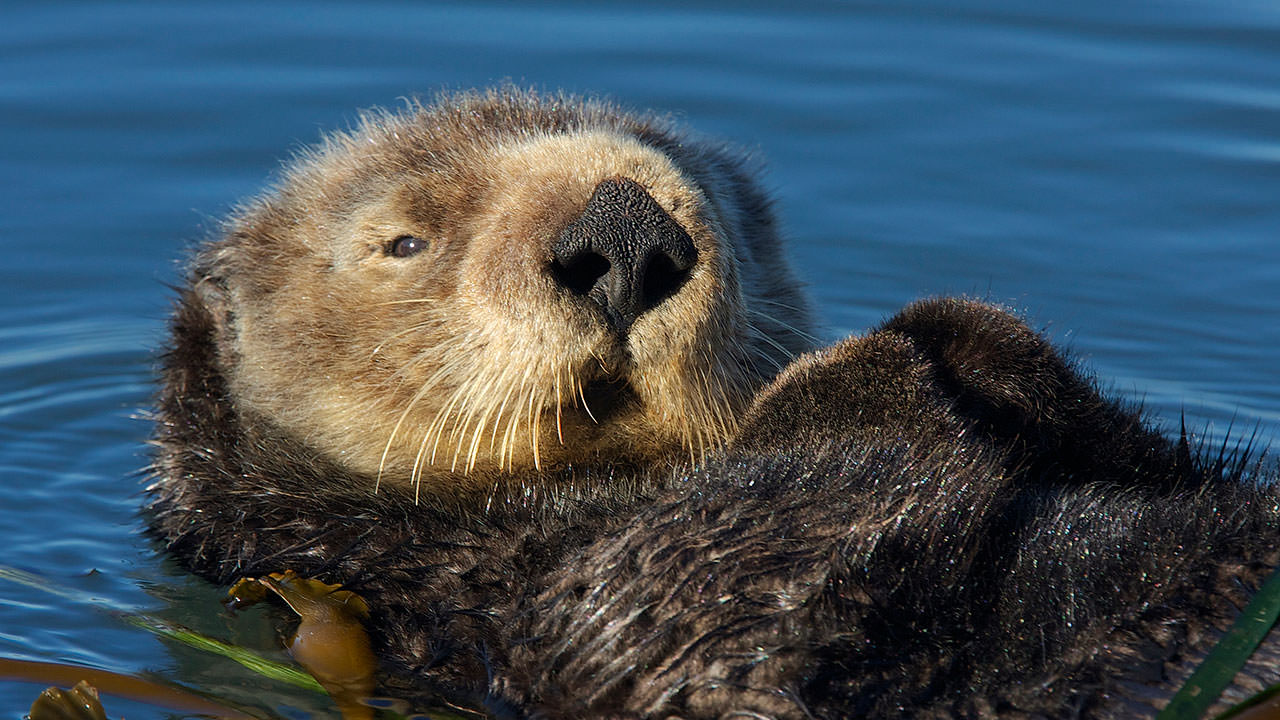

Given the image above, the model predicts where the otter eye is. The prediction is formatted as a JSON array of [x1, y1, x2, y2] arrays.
[[389, 235, 426, 258]]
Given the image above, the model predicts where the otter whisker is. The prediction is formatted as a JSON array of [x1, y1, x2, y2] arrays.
[[445, 377, 485, 447], [514, 374, 540, 471], [728, 330, 781, 383], [745, 345, 786, 376], [462, 360, 521, 472], [521, 369, 545, 470], [375, 351, 469, 491], [577, 374, 599, 425], [528, 381, 543, 470], [372, 320, 441, 359], [377, 371, 437, 492], [459, 374, 499, 473], [411, 370, 477, 499], [753, 296, 807, 313], [554, 365, 565, 445], [373, 297, 437, 306], [487, 361, 523, 455], [742, 333, 788, 371], [399, 358, 476, 476], [410, 418, 435, 503], [497, 382, 521, 471], [427, 376, 477, 472], [747, 307, 820, 345], [746, 321, 793, 363], [587, 347, 608, 374], [483, 359, 531, 472], [497, 368, 532, 471], [447, 408, 477, 473]]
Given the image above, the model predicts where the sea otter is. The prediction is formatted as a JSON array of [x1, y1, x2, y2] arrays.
[[148, 88, 1280, 718]]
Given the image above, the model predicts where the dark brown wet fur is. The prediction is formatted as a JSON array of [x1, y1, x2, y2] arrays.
[[496, 298, 1280, 719], [149, 91, 1279, 718], [152, 282, 665, 701], [152, 293, 1280, 718]]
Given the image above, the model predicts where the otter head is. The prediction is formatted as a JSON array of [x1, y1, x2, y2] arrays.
[[184, 89, 814, 496]]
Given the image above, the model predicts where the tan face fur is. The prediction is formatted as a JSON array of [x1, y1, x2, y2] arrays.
[[194, 90, 813, 496]]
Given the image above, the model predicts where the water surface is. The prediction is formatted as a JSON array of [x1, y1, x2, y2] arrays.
[[2, 2, 1278, 717]]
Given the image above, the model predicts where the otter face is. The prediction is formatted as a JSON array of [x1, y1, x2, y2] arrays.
[[194, 91, 813, 494]]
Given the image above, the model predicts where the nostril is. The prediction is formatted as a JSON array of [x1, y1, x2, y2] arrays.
[[550, 251, 611, 296], [640, 253, 689, 311], [549, 177, 698, 335]]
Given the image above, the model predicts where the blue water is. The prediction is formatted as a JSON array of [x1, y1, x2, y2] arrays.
[[2, 2, 1278, 717]]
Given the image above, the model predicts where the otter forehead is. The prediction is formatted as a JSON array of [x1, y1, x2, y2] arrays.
[[274, 94, 680, 218], [486, 131, 699, 205], [237, 127, 713, 265]]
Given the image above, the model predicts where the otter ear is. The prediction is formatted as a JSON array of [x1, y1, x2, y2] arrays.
[[186, 246, 239, 355], [165, 267, 238, 396], [193, 276, 232, 338]]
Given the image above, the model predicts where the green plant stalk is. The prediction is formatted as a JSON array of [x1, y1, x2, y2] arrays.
[[1158, 566, 1280, 720]]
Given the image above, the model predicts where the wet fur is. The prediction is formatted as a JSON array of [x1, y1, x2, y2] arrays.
[[148, 89, 1280, 718], [498, 298, 1280, 718]]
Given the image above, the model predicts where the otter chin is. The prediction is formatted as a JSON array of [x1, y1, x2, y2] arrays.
[[183, 92, 813, 496]]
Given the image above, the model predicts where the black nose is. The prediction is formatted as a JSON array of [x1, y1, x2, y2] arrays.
[[549, 177, 698, 335]]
